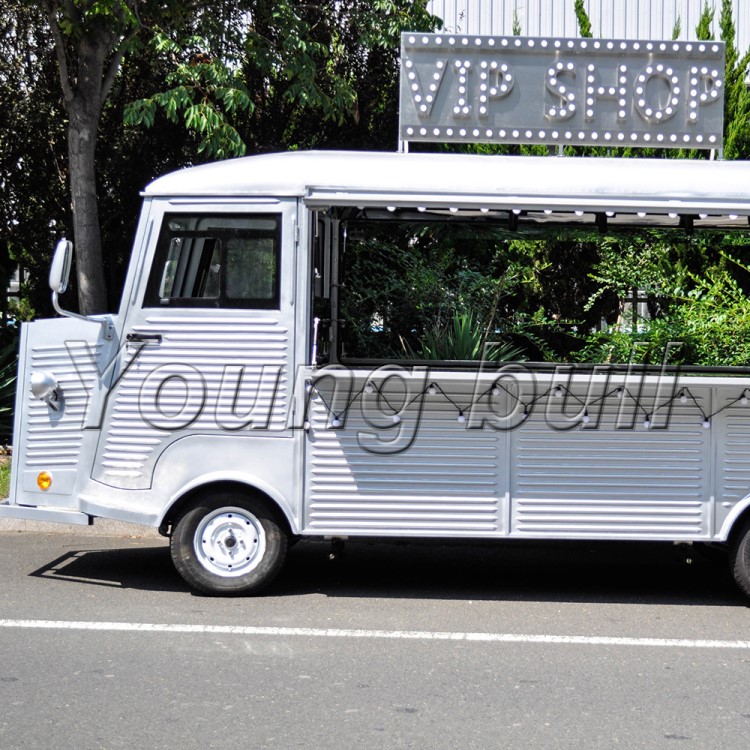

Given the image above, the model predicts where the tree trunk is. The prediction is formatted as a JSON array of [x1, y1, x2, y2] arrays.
[[46, 6, 123, 317], [68, 103, 107, 315]]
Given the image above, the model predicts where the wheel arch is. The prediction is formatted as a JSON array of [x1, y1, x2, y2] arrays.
[[718, 496, 750, 543], [158, 475, 297, 537]]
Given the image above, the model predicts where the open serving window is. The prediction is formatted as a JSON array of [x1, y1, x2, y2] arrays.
[[310, 204, 750, 369]]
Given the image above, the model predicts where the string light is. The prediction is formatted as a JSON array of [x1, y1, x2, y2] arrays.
[[305, 381, 750, 433]]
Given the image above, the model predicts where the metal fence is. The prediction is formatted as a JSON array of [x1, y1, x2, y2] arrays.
[[427, 1, 749, 64]]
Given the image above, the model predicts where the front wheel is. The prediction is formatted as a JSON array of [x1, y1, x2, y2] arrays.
[[170, 492, 288, 596], [729, 518, 750, 601]]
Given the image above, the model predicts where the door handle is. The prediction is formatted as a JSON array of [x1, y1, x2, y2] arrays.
[[126, 332, 163, 344]]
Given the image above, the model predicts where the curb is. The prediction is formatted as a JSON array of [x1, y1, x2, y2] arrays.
[[0, 518, 163, 537]]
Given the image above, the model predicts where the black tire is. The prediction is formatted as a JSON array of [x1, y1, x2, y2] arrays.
[[728, 518, 750, 601], [170, 491, 288, 596]]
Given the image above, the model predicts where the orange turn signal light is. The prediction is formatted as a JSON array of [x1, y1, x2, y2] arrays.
[[37, 471, 52, 491]]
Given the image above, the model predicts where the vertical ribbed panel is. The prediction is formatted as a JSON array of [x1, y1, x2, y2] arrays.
[[96, 315, 290, 488], [511, 388, 709, 537], [427, 1, 749, 57], [306, 378, 502, 534], [717, 390, 750, 532], [23, 342, 101, 468]]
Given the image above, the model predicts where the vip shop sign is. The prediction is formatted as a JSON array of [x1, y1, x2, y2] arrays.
[[399, 33, 725, 149]]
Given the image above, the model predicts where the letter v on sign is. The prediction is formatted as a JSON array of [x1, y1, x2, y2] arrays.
[[403, 54, 448, 117]]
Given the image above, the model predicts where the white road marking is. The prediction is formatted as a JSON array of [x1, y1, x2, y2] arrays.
[[0, 619, 749, 649]]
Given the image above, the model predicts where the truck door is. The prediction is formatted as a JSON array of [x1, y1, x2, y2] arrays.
[[8, 316, 117, 515], [91, 200, 299, 499]]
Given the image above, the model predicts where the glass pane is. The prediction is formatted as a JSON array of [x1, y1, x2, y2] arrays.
[[225, 237, 277, 300], [145, 214, 281, 308], [158, 238, 183, 297]]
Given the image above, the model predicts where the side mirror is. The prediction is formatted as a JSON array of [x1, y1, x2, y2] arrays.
[[49, 238, 73, 294]]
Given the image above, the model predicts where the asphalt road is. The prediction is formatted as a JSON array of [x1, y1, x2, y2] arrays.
[[1, 532, 749, 749]]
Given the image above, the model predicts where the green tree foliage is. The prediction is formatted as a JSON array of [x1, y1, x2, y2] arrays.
[[0, 6, 68, 320], [579, 258, 750, 367], [41, 0, 148, 314], [672, 16, 682, 40], [574, 0, 593, 38], [512, 8, 522, 36], [124, 30, 253, 159], [3, 1, 440, 317], [126, 1, 442, 157], [695, 2, 714, 40], [1, 1, 199, 316]]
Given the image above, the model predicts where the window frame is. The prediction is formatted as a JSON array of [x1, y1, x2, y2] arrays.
[[143, 212, 282, 310]]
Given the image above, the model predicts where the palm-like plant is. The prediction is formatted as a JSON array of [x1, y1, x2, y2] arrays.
[[403, 310, 526, 362]]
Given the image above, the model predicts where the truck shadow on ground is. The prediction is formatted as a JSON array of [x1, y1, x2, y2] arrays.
[[279, 539, 744, 607], [28, 543, 186, 593], [27, 537, 745, 607]]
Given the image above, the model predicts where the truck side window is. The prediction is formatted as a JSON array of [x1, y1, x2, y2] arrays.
[[144, 214, 281, 309]]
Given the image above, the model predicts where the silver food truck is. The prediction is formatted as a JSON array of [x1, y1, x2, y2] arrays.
[[2, 149, 750, 598]]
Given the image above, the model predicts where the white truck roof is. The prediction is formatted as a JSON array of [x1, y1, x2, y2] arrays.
[[144, 150, 750, 216]]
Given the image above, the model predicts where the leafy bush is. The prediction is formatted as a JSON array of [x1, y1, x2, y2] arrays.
[[0, 330, 18, 443], [578, 259, 750, 367]]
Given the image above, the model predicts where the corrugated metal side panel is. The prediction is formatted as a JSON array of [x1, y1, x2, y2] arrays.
[[95, 315, 290, 488], [306, 380, 503, 534], [24, 342, 101, 468], [716, 390, 750, 534], [302, 372, 750, 540], [510, 389, 710, 538], [428, 1, 749, 55]]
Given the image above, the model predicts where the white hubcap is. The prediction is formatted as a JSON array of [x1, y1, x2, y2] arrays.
[[194, 507, 266, 577]]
